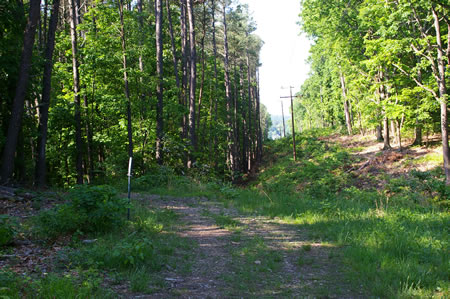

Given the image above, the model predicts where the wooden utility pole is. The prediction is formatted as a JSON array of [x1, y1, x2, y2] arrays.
[[280, 86, 297, 161], [280, 100, 286, 137]]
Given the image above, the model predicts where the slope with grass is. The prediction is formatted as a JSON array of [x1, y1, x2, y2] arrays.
[[229, 129, 449, 297]]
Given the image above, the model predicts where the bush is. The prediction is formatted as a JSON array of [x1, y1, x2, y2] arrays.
[[68, 185, 129, 232], [35, 185, 128, 238], [0, 215, 15, 246], [134, 166, 176, 190]]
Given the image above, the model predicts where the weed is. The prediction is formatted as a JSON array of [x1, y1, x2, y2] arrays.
[[221, 130, 449, 297]]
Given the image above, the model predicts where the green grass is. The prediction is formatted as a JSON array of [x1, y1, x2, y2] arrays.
[[201, 210, 243, 231], [222, 129, 449, 298], [222, 236, 285, 297], [4, 199, 194, 298]]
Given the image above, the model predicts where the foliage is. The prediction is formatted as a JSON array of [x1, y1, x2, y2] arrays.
[[34, 185, 128, 238], [0, 0, 266, 186], [0, 215, 16, 246]]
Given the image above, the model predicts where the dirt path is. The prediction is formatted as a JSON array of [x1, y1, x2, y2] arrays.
[[132, 194, 365, 298]]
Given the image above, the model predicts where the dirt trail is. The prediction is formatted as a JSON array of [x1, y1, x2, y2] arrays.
[[133, 195, 364, 298]]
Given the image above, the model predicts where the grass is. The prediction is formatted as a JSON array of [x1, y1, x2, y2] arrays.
[[222, 236, 286, 297], [2, 199, 194, 297], [221, 129, 449, 298], [201, 209, 243, 231]]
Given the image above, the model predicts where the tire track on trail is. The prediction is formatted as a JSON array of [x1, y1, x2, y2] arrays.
[[134, 194, 366, 298]]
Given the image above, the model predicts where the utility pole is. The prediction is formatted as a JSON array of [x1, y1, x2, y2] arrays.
[[280, 86, 297, 161], [280, 100, 286, 137]]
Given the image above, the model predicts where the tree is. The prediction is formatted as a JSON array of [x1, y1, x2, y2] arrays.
[[35, 0, 60, 186], [155, 0, 163, 164], [0, 0, 41, 184]]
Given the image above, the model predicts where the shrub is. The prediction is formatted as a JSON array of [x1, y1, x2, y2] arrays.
[[68, 185, 129, 232], [35, 185, 128, 238], [0, 215, 15, 246]]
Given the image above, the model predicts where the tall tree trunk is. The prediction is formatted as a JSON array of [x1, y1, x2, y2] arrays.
[[68, 0, 84, 184], [246, 49, 252, 171], [186, 0, 196, 169], [256, 69, 263, 162], [380, 83, 391, 150], [0, 0, 41, 184], [339, 71, 352, 135], [432, 5, 450, 185], [210, 0, 219, 165], [155, 0, 163, 164], [196, 3, 207, 136], [240, 64, 247, 173], [166, 0, 179, 90], [222, 0, 234, 176], [118, 0, 133, 159], [180, 0, 188, 140], [35, 0, 60, 187]]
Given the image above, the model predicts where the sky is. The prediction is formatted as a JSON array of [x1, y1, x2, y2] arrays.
[[241, 0, 311, 116]]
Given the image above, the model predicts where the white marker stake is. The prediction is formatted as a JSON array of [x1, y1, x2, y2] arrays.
[[127, 157, 133, 220]]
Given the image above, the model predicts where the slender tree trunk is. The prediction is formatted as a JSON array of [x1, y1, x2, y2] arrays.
[[35, 0, 60, 186], [222, 0, 234, 176], [233, 62, 240, 171], [186, 0, 196, 168], [379, 81, 391, 150], [0, 0, 41, 184], [166, 0, 179, 89], [118, 0, 133, 159], [180, 0, 188, 140], [246, 50, 252, 171], [256, 69, 263, 162], [68, 0, 84, 184], [339, 71, 352, 135], [240, 64, 247, 173], [432, 5, 450, 185], [196, 3, 207, 136], [155, 0, 163, 164], [211, 0, 219, 165]]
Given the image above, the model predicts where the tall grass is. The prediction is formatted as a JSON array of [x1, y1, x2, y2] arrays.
[[227, 130, 449, 297]]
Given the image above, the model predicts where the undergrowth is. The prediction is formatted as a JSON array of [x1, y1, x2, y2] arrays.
[[223, 129, 449, 298], [2, 187, 194, 297]]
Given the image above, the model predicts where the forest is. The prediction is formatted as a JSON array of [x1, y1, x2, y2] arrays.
[[0, 0, 270, 187], [0, 0, 449, 298], [295, 0, 450, 185]]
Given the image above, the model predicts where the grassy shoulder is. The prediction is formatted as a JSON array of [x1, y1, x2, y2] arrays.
[[227, 130, 449, 298], [0, 185, 195, 298]]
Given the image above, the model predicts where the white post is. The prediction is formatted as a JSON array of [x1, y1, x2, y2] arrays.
[[127, 157, 132, 220]]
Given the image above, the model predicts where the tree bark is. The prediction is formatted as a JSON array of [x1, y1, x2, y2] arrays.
[[222, 0, 234, 176], [166, 0, 179, 89], [35, 0, 60, 187], [379, 83, 391, 150], [210, 0, 219, 166], [432, 5, 450, 184], [339, 71, 352, 135], [196, 3, 207, 137], [0, 0, 41, 184], [180, 0, 188, 140], [68, 0, 84, 184], [155, 0, 163, 164], [186, 0, 197, 169], [118, 0, 133, 159], [376, 124, 383, 142], [246, 49, 252, 171]]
